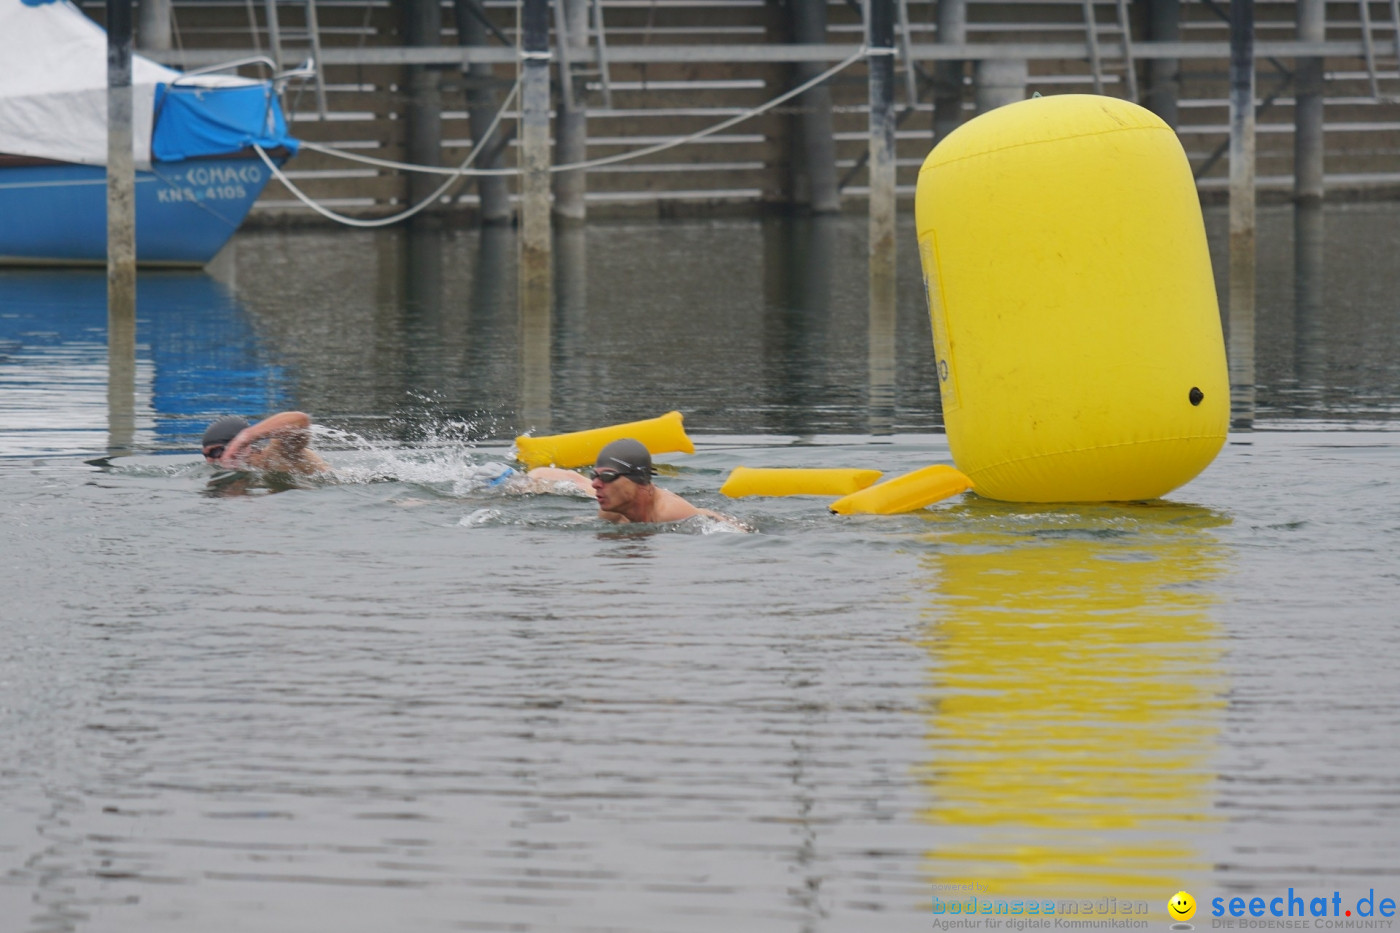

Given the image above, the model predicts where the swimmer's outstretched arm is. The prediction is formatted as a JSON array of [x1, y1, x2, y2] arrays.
[[220, 411, 328, 473], [524, 467, 594, 494]]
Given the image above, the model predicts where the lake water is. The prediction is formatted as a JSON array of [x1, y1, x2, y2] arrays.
[[2, 204, 1398, 933]]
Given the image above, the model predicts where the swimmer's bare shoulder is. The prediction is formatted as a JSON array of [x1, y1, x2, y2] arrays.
[[652, 490, 749, 530], [525, 466, 750, 530]]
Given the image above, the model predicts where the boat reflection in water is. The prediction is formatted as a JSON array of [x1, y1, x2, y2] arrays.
[[0, 269, 286, 458], [915, 501, 1229, 906]]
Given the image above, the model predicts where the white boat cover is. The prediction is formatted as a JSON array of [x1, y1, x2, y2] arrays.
[[0, 0, 262, 168]]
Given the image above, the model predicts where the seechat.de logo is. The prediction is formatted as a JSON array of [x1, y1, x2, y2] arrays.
[[1211, 889, 1397, 921]]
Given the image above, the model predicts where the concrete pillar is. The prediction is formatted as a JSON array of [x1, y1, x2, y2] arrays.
[[975, 59, 1027, 113], [1294, 0, 1326, 205], [792, 0, 839, 213], [454, 0, 512, 223], [869, 0, 897, 413], [1145, 0, 1180, 128], [1228, 0, 1256, 430], [107, 0, 137, 455], [404, 0, 444, 216], [137, 0, 171, 52], [934, 0, 967, 143], [554, 0, 590, 223]]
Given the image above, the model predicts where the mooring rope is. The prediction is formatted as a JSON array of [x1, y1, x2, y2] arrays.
[[257, 44, 869, 226], [254, 80, 521, 228]]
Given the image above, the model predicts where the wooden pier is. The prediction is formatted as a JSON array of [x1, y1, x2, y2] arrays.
[[100, 0, 1400, 223]]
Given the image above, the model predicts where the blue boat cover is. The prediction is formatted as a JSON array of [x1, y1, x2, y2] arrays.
[[1, 0, 300, 168], [152, 83, 299, 162]]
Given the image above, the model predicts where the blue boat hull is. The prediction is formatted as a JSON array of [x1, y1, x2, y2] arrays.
[[0, 155, 278, 267]]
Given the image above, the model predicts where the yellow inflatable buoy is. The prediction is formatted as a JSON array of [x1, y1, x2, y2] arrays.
[[828, 464, 973, 515], [915, 94, 1228, 502], [514, 411, 695, 469], [720, 467, 884, 498]]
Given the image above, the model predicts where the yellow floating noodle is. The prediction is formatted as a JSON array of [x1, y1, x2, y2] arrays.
[[720, 467, 884, 499], [828, 464, 973, 515], [513, 410, 695, 469], [915, 94, 1228, 502]]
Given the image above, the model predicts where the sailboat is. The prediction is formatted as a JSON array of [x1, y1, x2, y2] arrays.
[[0, 0, 301, 266]]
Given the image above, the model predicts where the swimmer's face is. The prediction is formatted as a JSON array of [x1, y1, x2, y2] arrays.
[[592, 470, 638, 510]]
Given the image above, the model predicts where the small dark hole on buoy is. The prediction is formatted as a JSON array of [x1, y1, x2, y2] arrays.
[[1189, 387, 1204, 406]]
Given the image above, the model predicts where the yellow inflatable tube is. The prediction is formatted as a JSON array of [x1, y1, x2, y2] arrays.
[[513, 410, 695, 469], [829, 464, 973, 515], [720, 467, 884, 498]]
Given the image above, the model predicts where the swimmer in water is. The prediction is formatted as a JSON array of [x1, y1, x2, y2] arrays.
[[526, 438, 744, 527], [202, 412, 329, 475]]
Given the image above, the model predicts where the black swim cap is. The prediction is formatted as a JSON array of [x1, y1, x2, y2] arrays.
[[595, 438, 653, 484], [202, 416, 249, 448]]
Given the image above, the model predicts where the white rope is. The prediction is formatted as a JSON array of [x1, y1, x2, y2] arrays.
[[298, 140, 519, 177], [550, 45, 867, 172], [254, 80, 521, 227], [297, 45, 869, 178], [258, 44, 868, 226]]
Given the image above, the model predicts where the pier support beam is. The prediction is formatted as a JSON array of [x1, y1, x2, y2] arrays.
[[1228, 0, 1256, 429], [868, 0, 896, 432], [107, 0, 137, 454], [792, 0, 839, 213], [519, 0, 552, 428], [1145, 0, 1181, 127], [868, 0, 895, 295], [404, 0, 444, 217], [974, 58, 1027, 113], [554, 0, 590, 223], [519, 0, 552, 279], [454, 0, 511, 223], [137, 0, 171, 51], [1294, 0, 1326, 205], [933, 0, 967, 142]]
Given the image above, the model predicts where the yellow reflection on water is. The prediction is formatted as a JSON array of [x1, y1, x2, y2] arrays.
[[915, 500, 1229, 906]]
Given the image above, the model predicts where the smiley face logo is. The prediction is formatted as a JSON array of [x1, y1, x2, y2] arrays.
[[1169, 891, 1197, 922]]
